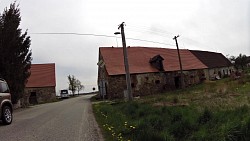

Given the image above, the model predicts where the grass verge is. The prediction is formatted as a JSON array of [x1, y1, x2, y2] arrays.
[[93, 75, 250, 141]]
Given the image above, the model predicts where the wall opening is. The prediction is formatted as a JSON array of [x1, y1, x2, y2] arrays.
[[29, 92, 38, 105], [174, 76, 180, 89], [155, 80, 160, 84], [131, 83, 135, 88]]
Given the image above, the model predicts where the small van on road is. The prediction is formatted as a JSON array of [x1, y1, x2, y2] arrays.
[[60, 89, 69, 98]]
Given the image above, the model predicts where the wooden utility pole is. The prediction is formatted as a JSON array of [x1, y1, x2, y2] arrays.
[[173, 35, 184, 89], [118, 22, 133, 101]]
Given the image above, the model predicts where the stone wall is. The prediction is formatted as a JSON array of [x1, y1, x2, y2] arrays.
[[106, 75, 128, 99], [23, 86, 56, 106], [106, 72, 168, 98], [98, 68, 206, 99], [133, 73, 167, 96]]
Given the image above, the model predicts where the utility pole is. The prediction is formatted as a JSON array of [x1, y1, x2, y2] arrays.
[[118, 22, 133, 101], [173, 35, 184, 89]]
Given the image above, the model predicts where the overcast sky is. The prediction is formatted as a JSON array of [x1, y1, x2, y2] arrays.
[[0, 0, 249, 93]]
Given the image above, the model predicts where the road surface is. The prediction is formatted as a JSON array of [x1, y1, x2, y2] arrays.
[[0, 94, 103, 141]]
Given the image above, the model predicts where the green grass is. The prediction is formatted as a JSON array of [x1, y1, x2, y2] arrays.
[[93, 75, 250, 141]]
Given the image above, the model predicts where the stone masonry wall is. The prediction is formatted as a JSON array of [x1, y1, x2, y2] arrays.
[[106, 75, 126, 99], [107, 72, 173, 98], [23, 86, 56, 106], [103, 69, 206, 99]]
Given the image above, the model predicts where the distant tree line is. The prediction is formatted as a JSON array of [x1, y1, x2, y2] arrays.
[[68, 75, 84, 96], [0, 3, 32, 104], [228, 54, 250, 70]]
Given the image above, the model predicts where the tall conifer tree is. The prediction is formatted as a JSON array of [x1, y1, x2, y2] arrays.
[[0, 3, 32, 104]]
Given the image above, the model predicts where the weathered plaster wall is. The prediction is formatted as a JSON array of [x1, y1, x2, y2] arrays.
[[207, 66, 235, 80]]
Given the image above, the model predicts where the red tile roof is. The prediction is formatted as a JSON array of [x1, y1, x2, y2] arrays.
[[26, 63, 56, 88], [99, 47, 208, 75]]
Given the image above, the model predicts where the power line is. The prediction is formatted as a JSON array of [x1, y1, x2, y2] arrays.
[[31, 32, 175, 46], [127, 24, 174, 37], [31, 32, 116, 38], [126, 27, 174, 40], [127, 24, 215, 51], [126, 37, 175, 46]]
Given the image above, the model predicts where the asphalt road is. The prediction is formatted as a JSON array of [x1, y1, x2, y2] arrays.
[[0, 94, 103, 141]]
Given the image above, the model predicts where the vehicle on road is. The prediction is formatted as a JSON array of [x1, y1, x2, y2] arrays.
[[60, 89, 69, 98], [0, 78, 13, 125]]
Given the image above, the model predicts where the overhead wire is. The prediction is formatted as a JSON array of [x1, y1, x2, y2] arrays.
[[32, 26, 211, 49], [31, 32, 116, 38], [127, 24, 174, 37], [31, 32, 176, 47], [127, 24, 218, 51]]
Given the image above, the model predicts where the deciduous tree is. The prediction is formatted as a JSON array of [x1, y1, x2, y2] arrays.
[[76, 79, 84, 95], [68, 75, 77, 96], [235, 54, 247, 70]]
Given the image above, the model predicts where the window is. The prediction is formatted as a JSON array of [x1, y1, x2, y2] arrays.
[[0, 82, 10, 93]]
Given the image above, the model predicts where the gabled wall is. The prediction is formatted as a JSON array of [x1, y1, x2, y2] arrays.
[[23, 86, 56, 106]]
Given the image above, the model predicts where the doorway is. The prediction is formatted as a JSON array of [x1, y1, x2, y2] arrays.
[[29, 92, 38, 105], [174, 76, 180, 89]]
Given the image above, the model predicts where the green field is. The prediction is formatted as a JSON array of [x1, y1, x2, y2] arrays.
[[93, 74, 250, 141]]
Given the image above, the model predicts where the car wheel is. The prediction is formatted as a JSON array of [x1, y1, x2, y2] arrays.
[[2, 106, 12, 125]]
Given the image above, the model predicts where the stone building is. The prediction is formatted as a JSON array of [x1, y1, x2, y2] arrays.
[[190, 50, 234, 80], [98, 47, 211, 99], [23, 63, 56, 106]]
